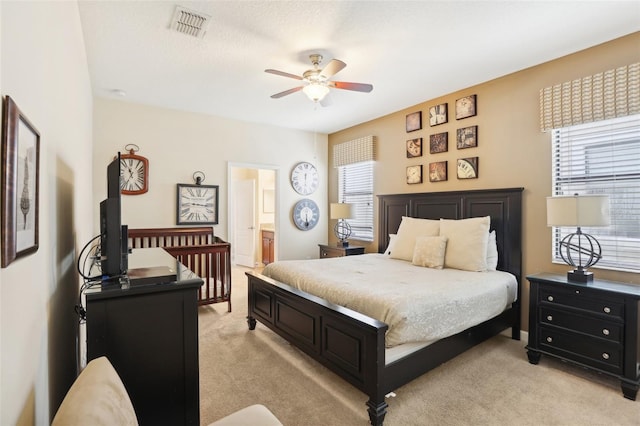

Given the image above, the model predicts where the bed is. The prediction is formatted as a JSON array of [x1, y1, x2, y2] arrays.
[[246, 187, 523, 425]]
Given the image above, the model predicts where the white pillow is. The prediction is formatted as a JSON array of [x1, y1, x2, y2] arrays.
[[383, 234, 397, 255], [439, 216, 490, 272], [412, 236, 448, 269], [390, 216, 440, 261], [486, 230, 498, 271]]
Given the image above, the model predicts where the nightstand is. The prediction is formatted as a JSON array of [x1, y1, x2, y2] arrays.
[[526, 273, 640, 401], [318, 244, 365, 259]]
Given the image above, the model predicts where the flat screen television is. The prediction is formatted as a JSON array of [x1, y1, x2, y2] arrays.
[[100, 152, 128, 277]]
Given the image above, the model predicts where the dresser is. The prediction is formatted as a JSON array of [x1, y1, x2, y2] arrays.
[[261, 230, 275, 265], [86, 248, 204, 425], [318, 243, 365, 258], [526, 273, 640, 401]]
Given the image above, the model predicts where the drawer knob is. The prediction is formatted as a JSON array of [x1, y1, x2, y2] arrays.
[[546, 315, 553, 321], [602, 329, 610, 336], [603, 306, 611, 314], [602, 353, 610, 360], [546, 336, 553, 343], [547, 296, 554, 302]]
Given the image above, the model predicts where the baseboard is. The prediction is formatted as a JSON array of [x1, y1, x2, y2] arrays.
[[500, 328, 528, 343]]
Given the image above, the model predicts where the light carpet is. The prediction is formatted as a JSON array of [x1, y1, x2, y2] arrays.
[[199, 267, 639, 425]]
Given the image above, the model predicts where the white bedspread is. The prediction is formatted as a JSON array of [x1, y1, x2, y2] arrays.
[[261, 254, 517, 347]]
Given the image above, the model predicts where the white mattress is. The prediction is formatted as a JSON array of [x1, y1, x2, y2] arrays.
[[262, 254, 517, 348]]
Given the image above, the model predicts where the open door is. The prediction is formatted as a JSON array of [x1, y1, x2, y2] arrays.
[[234, 179, 256, 267]]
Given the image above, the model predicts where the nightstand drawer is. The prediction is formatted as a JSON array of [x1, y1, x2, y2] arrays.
[[540, 306, 623, 342], [539, 284, 624, 319], [538, 326, 623, 374]]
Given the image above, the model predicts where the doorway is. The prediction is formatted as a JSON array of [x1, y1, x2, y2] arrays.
[[228, 163, 278, 267]]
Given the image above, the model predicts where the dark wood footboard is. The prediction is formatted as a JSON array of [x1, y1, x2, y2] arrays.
[[246, 271, 390, 425]]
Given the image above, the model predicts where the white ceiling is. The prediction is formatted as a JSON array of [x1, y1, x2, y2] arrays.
[[77, 1, 639, 134]]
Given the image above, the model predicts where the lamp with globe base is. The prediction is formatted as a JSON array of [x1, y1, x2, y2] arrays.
[[330, 203, 355, 247], [546, 194, 610, 283]]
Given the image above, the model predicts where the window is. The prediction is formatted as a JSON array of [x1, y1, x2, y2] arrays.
[[551, 114, 640, 272], [338, 161, 374, 241]]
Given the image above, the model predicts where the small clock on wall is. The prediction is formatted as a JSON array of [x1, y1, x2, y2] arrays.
[[291, 161, 319, 195], [292, 198, 319, 231], [120, 144, 149, 195], [406, 165, 423, 184]]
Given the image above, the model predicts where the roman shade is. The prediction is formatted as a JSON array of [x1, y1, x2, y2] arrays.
[[539, 62, 640, 132], [333, 135, 376, 167]]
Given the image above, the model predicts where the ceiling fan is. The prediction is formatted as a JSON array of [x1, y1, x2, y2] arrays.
[[265, 54, 373, 104]]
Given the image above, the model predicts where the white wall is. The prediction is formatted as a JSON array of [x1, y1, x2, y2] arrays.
[[0, 2, 94, 425], [93, 98, 328, 261]]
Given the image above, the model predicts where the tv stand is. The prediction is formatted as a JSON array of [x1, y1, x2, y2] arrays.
[[86, 248, 204, 425]]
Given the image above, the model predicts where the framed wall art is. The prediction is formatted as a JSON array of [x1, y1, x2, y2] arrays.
[[405, 111, 422, 132], [429, 132, 448, 154], [406, 138, 422, 158], [177, 183, 219, 225], [1, 96, 40, 268], [455, 94, 477, 120], [406, 165, 422, 184], [428, 161, 448, 182], [429, 103, 448, 126], [457, 157, 479, 179], [456, 125, 478, 149]]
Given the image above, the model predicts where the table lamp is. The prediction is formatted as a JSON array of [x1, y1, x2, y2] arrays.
[[330, 203, 354, 247], [546, 194, 610, 283]]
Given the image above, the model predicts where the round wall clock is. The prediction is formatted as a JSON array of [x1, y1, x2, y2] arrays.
[[291, 162, 319, 195], [120, 146, 149, 195], [292, 199, 320, 231]]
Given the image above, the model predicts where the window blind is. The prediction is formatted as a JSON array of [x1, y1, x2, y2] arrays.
[[551, 114, 640, 272], [338, 161, 374, 241], [540, 62, 640, 132], [333, 135, 376, 167]]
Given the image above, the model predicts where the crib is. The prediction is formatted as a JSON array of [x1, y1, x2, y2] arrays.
[[128, 227, 232, 311]]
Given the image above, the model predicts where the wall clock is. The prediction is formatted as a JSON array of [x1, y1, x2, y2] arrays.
[[291, 162, 319, 195], [120, 145, 149, 195], [406, 165, 423, 184], [292, 199, 319, 231], [176, 183, 219, 225]]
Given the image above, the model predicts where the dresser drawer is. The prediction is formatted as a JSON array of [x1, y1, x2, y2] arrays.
[[540, 306, 623, 342], [538, 326, 623, 374], [539, 284, 624, 319]]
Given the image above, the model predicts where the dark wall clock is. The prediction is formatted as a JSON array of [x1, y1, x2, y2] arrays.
[[177, 183, 219, 225], [120, 145, 149, 195], [292, 198, 319, 230]]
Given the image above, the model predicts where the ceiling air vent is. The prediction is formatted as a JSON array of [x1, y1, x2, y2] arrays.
[[170, 6, 211, 38]]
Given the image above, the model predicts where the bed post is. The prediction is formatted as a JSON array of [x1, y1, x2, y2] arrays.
[[366, 399, 388, 426]]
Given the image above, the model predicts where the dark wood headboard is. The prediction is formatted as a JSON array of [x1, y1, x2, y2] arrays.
[[377, 187, 524, 282]]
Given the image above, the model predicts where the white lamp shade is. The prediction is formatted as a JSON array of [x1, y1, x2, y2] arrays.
[[303, 83, 330, 102], [330, 203, 354, 220], [546, 195, 610, 227]]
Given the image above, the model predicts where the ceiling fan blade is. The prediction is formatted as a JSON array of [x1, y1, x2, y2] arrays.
[[319, 93, 333, 107], [265, 69, 303, 80], [270, 86, 303, 99], [329, 81, 373, 93], [320, 59, 346, 79]]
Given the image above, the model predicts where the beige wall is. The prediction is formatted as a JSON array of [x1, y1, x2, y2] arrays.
[[0, 2, 94, 424], [329, 33, 640, 329], [93, 99, 328, 262]]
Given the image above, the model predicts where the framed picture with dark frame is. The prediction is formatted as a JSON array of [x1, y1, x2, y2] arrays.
[[176, 183, 219, 225], [429, 132, 448, 154], [405, 111, 422, 132], [457, 157, 479, 179], [1, 96, 40, 268], [455, 94, 477, 120], [429, 103, 448, 126], [406, 138, 422, 158], [456, 125, 478, 149], [428, 161, 448, 182]]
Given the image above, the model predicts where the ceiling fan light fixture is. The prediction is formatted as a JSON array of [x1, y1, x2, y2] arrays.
[[303, 82, 330, 102]]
